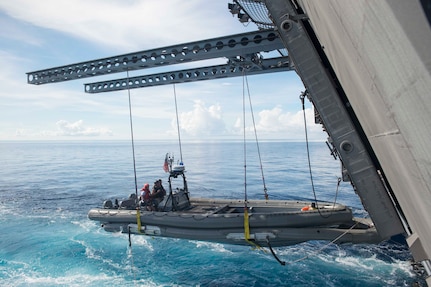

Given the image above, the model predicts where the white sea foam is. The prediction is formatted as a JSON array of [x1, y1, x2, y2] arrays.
[[71, 219, 97, 231], [1, 259, 140, 287], [130, 235, 155, 252], [7, 272, 158, 287], [68, 236, 126, 273], [193, 241, 233, 254]]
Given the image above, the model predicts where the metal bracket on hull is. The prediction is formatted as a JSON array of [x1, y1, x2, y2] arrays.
[[128, 224, 161, 236], [227, 232, 276, 242]]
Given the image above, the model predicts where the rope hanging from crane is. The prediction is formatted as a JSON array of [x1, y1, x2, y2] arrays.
[[300, 90, 340, 218], [126, 70, 139, 203], [125, 70, 144, 236], [244, 72, 269, 200], [125, 71, 140, 286], [173, 84, 184, 163], [242, 69, 250, 245], [241, 69, 266, 250]]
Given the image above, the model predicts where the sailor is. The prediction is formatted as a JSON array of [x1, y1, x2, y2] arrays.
[[139, 183, 151, 206], [149, 179, 166, 210]]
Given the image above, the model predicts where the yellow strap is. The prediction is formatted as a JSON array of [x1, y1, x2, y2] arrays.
[[244, 208, 251, 239], [244, 208, 262, 249], [136, 208, 142, 234]]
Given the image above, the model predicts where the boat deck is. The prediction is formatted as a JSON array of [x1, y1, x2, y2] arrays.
[[182, 198, 344, 215]]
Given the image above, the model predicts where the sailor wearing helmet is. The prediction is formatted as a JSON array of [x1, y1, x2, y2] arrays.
[[139, 183, 151, 207]]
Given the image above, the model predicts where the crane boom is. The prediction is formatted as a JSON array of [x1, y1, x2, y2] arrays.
[[85, 57, 291, 93], [27, 29, 288, 86]]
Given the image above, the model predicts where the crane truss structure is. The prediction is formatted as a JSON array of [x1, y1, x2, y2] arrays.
[[27, 29, 292, 92]]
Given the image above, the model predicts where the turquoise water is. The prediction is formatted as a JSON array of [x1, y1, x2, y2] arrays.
[[0, 141, 421, 286]]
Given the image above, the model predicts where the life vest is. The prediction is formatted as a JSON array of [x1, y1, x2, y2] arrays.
[[301, 206, 310, 211]]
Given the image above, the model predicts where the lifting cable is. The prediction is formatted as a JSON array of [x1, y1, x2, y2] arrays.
[[125, 70, 143, 234], [242, 68, 250, 243], [273, 220, 360, 266], [300, 91, 339, 219], [265, 207, 357, 266], [127, 227, 138, 286], [126, 70, 139, 203], [244, 72, 268, 200], [173, 84, 184, 163], [241, 70, 264, 250], [265, 217, 361, 265], [126, 71, 139, 286]]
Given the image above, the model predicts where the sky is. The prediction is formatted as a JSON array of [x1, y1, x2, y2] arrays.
[[0, 0, 327, 142]]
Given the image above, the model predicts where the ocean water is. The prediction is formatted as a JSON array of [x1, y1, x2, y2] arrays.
[[0, 140, 423, 286]]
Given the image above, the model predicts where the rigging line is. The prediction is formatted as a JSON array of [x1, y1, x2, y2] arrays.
[[266, 217, 358, 265], [173, 84, 183, 163], [332, 177, 341, 208], [244, 72, 268, 200], [284, 221, 360, 265], [300, 91, 331, 219], [127, 70, 139, 204], [266, 237, 286, 266], [241, 69, 264, 249], [127, 226, 138, 286], [242, 68, 253, 246], [313, 177, 341, 220], [240, 70, 263, 250], [242, 69, 248, 207]]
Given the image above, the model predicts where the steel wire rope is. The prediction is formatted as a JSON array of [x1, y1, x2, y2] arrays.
[[125, 70, 139, 286], [241, 69, 264, 251], [126, 70, 140, 285], [173, 84, 183, 163], [242, 68, 252, 245], [273, 220, 361, 265], [244, 72, 269, 200], [126, 70, 139, 203], [127, 227, 138, 286], [300, 91, 337, 219], [242, 71, 248, 208], [125, 70, 144, 286]]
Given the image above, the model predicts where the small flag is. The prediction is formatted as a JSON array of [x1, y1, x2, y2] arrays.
[[163, 153, 169, 172]]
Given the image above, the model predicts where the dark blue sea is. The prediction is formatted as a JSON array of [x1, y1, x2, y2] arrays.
[[0, 141, 421, 286]]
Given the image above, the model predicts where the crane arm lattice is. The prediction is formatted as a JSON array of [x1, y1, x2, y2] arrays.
[[85, 56, 291, 93], [27, 30, 287, 87]]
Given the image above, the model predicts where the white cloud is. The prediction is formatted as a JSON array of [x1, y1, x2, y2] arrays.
[[234, 105, 326, 141], [0, 0, 248, 52], [168, 100, 326, 141], [174, 100, 226, 137], [0, 16, 43, 47], [13, 120, 113, 139], [55, 120, 113, 137]]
